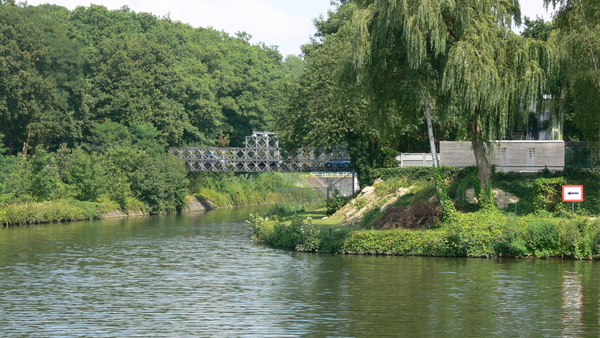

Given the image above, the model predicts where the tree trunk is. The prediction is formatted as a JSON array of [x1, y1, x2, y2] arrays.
[[7, 138, 14, 156], [424, 96, 439, 168], [424, 95, 445, 209], [22, 129, 31, 156], [469, 121, 492, 192]]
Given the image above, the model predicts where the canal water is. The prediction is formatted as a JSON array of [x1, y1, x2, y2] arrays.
[[1, 206, 599, 337]]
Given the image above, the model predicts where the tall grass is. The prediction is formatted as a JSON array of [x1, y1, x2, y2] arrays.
[[194, 172, 298, 208], [0, 199, 106, 226]]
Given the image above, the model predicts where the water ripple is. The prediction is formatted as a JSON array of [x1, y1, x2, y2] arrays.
[[1, 209, 599, 337]]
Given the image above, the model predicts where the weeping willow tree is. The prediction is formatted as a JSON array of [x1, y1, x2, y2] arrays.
[[545, 0, 600, 160], [352, 0, 549, 206]]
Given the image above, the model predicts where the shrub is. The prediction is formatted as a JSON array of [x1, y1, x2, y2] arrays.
[[319, 228, 351, 253], [534, 177, 567, 213], [248, 214, 348, 253], [340, 228, 449, 256], [128, 153, 189, 214], [266, 202, 303, 216], [247, 213, 278, 242], [326, 189, 348, 215], [271, 217, 321, 251], [442, 210, 506, 257], [522, 217, 562, 257], [57, 147, 104, 202]]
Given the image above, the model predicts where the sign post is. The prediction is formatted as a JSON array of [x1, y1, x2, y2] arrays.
[[562, 185, 584, 218]]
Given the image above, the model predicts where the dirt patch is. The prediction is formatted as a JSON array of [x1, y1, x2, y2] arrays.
[[367, 202, 441, 229]]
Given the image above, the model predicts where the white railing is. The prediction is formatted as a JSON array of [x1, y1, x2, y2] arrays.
[[312, 172, 353, 177], [396, 153, 437, 167]]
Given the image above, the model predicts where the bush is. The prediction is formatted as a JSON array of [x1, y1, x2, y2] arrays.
[[319, 228, 351, 253], [248, 213, 278, 242], [250, 207, 600, 259], [248, 214, 321, 251], [442, 210, 508, 257], [126, 153, 189, 214], [534, 177, 567, 213], [340, 228, 449, 256], [326, 189, 348, 215], [266, 202, 303, 216], [2, 151, 67, 203], [248, 213, 349, 253]]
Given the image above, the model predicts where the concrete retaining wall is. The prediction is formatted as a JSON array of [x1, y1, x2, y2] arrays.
[[440, 140, 565, 172]]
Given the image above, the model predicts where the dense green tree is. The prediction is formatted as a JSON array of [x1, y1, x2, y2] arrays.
[[211, 40, 287, 146], [522, 16, 554, 41], [56, 147, 104, 201], [0, 2, 300, 215], [545, 0, 600, 157], [103, 147, 188, 213], [281, 55, 304, 81], [277, 1, 430, 185], [0, 4, 83, 155], [278, 3, 362, 150], [0, 3, 293, 154]]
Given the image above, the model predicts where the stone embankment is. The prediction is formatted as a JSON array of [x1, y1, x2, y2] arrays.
[[333, 182, 519, 226]]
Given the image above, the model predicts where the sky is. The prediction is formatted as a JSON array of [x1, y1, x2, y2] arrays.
[[25, 0, 555, 57]]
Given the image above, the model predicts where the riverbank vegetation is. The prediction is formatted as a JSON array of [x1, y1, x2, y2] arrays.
[[0, 2, 301, 225], [246, 0, 600, 259], [3, 0, 600, 232], [276, 0, 600, 197], [249, 167, 600, 259], [189, 172, 307, 209], [0, 141, 189, 225]]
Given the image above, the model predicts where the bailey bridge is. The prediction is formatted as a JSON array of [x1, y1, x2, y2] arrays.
[[169, 131, 353, 173]]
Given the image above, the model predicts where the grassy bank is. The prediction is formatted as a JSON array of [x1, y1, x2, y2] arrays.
[[248, 167, 600, 259], [249, 209, 600, 259], [0, 199, 106, 226], [0, 172, 306, 226], [191, 172, 317, 208]]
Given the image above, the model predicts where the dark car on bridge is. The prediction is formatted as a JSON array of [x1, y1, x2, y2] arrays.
[[257, 159, 284, 170], [325, 160, 352, 170]]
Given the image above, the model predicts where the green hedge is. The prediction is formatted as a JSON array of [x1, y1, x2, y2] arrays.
[[248, 213, 351, 252]]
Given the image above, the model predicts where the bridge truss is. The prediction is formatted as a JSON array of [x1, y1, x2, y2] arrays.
[[169, 146, 353, 172], [169, 131, 353, 172]]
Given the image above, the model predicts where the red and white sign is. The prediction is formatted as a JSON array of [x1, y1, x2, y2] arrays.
[[562, 185, 584, 202]]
